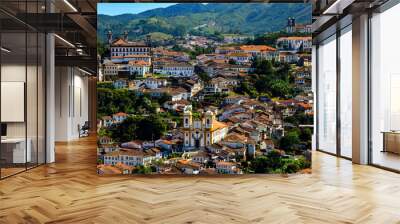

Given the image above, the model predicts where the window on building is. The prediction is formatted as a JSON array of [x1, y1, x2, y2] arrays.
[[338, 26, 353, 158], [317, 35, 337, 154], [370, 4, 400, 171]]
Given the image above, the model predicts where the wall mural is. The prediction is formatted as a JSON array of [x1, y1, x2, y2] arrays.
[[97, 3, 313, 175]]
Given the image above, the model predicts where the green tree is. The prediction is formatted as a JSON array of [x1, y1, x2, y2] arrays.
[[299, 128, 312, 142], [283, 162, 300, 173], [279, 130, 300, 153], [97, 40, 109, 58], [97, 88, 118, 116], [197, 72, 211, 83], [236, 81, 258, 98], [269, 79, 290, 98], [133, 165, 152, 174], [249, 150, 283, 173], [110, 114, 167, 142], [158, 93, 171, 105], [266, 150, 283, 170], [252, 57, 274, 76], [110, 116, 139, 143], [276, 62, 291, 82], [97, 82, 114, 89], [250, 156, 269, 173], [98, 127, 111, 138]]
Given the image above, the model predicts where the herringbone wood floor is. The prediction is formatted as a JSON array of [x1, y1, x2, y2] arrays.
[[1, 136, 400, 224]]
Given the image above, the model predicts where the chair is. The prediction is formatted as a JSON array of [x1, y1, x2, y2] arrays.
[[79, 121, 90, 138]]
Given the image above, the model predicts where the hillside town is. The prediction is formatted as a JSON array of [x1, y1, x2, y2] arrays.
[[97, 18, 313, 175]]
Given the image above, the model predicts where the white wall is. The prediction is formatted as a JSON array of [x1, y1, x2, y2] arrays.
[[1, 64, 27, 138], [55, 66, 89, 141]]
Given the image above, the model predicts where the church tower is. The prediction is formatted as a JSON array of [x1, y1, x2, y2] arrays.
[[183, 110, 192, 129], [107, 30, 113, 46], [123, 30, 128, 41], [183, 110, 192, 147], [286, 17, 296, 33], [204, 111, 215, 146], [204, 111, 214, 129]]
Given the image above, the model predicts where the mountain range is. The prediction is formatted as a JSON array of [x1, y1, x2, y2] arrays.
[[97, 3, 312, 43]]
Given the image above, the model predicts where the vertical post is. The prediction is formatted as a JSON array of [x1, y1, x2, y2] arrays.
[[312, 45, 318, 151], [352, 14, 369, 164], [88, 77, 97, 134], [46, 32, 55, 163], [336, 29, 341, 157]]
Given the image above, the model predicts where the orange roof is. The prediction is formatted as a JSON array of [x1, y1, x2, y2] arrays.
[[111, 38, 148, 47], [211, 120, 228, 131], [128, 60, 150, 66], [177, 160, 201, 169], [112, 39, 128, 46], [97, 165, 122, 174], [216, 161, 236, 166], [224, 133, 248, 143], [212, 59, 229, 64], [115, 162, 134, 171], [162, 140, 173, 145], [239, 45, 276, 52], [298, 102, 312, 109], [227, 52, 251, 57], [217, 46, 236, 50], [178, 159, 189, 164], [154, 49, 185, 57], [114, 112, 128, 117]]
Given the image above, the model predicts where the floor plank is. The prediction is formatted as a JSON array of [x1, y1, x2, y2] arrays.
[[0, 136, 399, 224]]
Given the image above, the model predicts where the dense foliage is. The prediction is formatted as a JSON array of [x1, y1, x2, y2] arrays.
[[97, 87, 162, 118], [109, 115, 167, 142], [234, 58, 297, 99], [97, 3, 312, 43], [247, 150, 310, 174]]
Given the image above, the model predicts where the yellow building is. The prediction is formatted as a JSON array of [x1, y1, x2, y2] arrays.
[[183, 109, 228, 149]]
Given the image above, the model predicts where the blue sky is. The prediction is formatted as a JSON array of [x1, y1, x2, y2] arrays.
[[98, 3, 177, 16]]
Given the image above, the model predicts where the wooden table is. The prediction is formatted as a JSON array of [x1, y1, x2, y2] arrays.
[[382, 131, 400, 154]]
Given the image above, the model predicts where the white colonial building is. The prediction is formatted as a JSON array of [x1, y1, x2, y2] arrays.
[[110, 38, 150, 57], [128, 60, 150, 77], [103, 148, 161, 167], [153, 62, 194, 77], [134, 78, 167, 89], [216, 161, 241, 174], [103, 61, 118, 77], [225, 52, 251, 64], [276, 36, 312, 52]]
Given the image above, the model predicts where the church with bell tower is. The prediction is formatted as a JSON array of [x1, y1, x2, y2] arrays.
[[182, 109, 228, 150]]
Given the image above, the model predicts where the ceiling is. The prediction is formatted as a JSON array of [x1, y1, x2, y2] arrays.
[[0, 0, 97, 73]]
